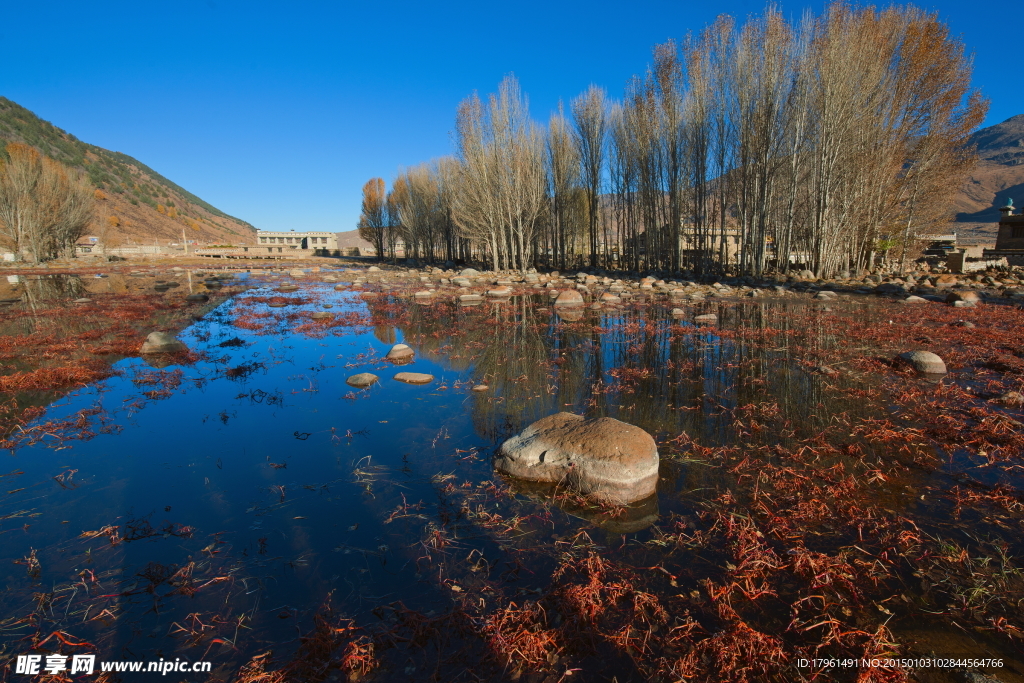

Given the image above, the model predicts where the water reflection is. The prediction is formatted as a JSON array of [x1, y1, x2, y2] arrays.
[[1, 278, 1019, 678]]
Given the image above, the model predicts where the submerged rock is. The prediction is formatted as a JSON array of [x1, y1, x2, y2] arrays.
[[346, 373, 379, 388], [898, 350, 946, 375], [140, 331, 188, 354], [495, 412, 660, 505], [393, 372, 434, 384]]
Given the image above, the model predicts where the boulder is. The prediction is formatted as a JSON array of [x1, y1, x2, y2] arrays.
[[556, 307, 584, 322], [487, 286, 512, 297], [902, 296, 927, 304], [554, 290, 584, 306], [367, 266, 381, 272], [140, 331, 188, 354], [495, 412, 660, 505], [386, 343, 414, 361], [346, 373, 379, 388], [898, 351, 946, 375], [393, 372, 434, 384], [946, 290, 980, 305], [414, 290, 433, 298], [460, 294, 484, 302], [459, 268, 480, 277], [815, 290, 838, 300], [694, 313, 718, 323]]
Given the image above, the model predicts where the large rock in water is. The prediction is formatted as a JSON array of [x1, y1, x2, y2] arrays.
[[140, 332, 188, 354], [495, 412, 660, 505]]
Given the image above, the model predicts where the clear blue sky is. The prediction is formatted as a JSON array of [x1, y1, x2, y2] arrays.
[[1, 0, 1020, 233]]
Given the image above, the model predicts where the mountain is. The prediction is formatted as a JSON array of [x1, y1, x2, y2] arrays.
[[951, 114, 1024, 242], [0, 97, 256, 249]]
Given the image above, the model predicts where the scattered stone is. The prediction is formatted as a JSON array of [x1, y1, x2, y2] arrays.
[[386, 343, 414, 361], [994, 390, 1024, 407], [471, 384, 489, 392], [694, 313, 718, 323], [554, 290, 584, 306], [334, 284, 347, 291], [902, 296, 927, 304], [460, 294, 484, 302], [368, 266, 381, 272], [311, 311, 334, 320], [140, 331, 188, 354], [459, 268, 480, 276], [185, 293, 209, 302], [671, 308, 685, 316], [288, 269, 305, 278], [814, 290, 838, 300], [414, 290, 433, 298], [346, 373, 379, 388], [73, 298, 92, 304], [393, 372, 434, 384], [495, 412, 660, 505], [898, 350, 946, 375], [487, 286, 512, 297]]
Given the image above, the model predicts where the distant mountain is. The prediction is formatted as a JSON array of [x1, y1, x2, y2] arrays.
[[952, 114, 1024, 238], [0, 97, 256, 249]]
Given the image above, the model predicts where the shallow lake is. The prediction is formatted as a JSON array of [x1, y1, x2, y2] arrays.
[[1, 268, 1021, 682]]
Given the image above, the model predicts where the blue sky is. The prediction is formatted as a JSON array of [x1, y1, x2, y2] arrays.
[[2, 0, 1020, 232]]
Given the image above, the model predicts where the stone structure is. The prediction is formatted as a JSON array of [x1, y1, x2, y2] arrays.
[[982, 201, 1024, 266]]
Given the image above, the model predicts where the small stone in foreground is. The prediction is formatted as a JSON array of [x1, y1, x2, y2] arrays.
[[472, 384, 489, 392], [73, 298, 92, 304], [346, 373, 379, 388], [394, 372, 434, 384], [898, 350, 946, 374]]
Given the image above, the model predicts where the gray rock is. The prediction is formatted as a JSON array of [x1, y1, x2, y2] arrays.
[[459, 268, 480, 277], [460, 294, 484, 302], [495, 412, 660, 505], [185, 293, 209, 302], [903, 296, 927, 303], [346, 373, 379, 388], [140, 331, 188, 354], [898, 350, 946, 374]]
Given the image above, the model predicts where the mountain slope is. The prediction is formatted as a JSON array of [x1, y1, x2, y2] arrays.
[[952, 114, 1024, 239], [0, 97, 256, 248]]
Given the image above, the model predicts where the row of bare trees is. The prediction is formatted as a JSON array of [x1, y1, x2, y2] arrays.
[[0, 143, 94, 261], [360, 3, 986, 277]]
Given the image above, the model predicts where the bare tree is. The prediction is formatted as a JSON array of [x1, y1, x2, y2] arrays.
[[0, 143, 93, 261], [358, 177, 390, 261]]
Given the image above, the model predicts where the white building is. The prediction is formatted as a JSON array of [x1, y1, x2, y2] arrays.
[[255, 230, 340, 254]]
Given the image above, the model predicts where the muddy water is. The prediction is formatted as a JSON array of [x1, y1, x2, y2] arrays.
[[0, 272, 1020, 682]]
